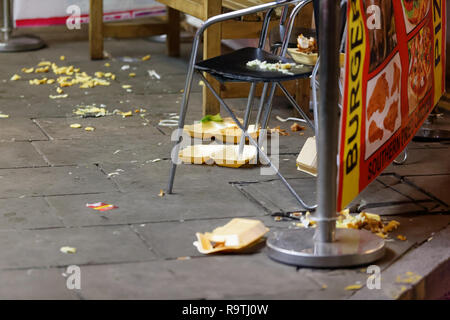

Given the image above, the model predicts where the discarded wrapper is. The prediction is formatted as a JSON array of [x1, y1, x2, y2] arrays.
[[86, 202, 118, 212], [296, 136, 317, 177], [194, 218, 269, 254]]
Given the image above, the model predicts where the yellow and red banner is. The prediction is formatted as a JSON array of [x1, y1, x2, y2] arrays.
[[338, 0, 446, 210]]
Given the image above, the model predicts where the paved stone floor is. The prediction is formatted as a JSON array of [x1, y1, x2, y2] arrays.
[[0, 26, 448, 300]]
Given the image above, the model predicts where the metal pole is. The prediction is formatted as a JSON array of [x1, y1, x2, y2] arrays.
[[314, 0, 340, 243], [2, 0, 12, 41], [0, 0, 45, 52], [266, 0, 385, 268]]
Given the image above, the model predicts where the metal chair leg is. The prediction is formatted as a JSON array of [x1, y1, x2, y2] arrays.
[[393, 147, 408, 165], [167, 34, 202, 194], [238, 83, 257, 157], [200, 73, 317, 210], [276, 83, 315, 130]]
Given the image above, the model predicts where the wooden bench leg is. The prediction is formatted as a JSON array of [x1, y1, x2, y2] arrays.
[[167, 7, 180, 57], [202, 0, 221, 116], [89, 0, 104, 60]]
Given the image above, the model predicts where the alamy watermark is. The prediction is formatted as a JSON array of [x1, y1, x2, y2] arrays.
[[64, 265, 81, 290], [366, 265, 381, 290], [170, 128, 280, 176], [66, 5, 81, 30]]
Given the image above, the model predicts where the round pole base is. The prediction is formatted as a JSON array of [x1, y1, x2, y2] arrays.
[[0, 35, 45, 52], [266, 228, 385, 268]]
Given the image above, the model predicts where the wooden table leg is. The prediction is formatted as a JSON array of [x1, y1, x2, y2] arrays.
[[202, 0, 221, 116], [167, 7, 180, 57], [89, 0, 104, 60]]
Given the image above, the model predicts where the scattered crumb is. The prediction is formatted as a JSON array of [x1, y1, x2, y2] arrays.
[[85, 127, 95, 131], [142, 55, 151, 61], [60, 246, 76, 254], [344, 284, 363, 291], [158, 189, 165, 197], [396, 272, 422, 284], [291, 123, 305, 132], [397, 235, 407, 241]]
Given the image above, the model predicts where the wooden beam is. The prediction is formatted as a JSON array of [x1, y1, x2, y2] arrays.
[[89, 0, 104, 60], [103, 22, 169, 38], [158, 0, 204, 19], [221, 20, 278, 39], [166, 8, 181, 57]]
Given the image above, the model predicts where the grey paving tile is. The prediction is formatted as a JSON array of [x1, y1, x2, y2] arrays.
[[101, 160, 275, 193], [0, 267, 79, 300], [384, 147, 450, 176], [33, 116, 162, 140], [46, 183, 265, 228], [403, 175, 450, 207], [32, 134, 171, 166], [0, 165, 117, 198], [132, 217, 269, 259], [234, 178, 317, 214], [0, 225, 155, 270], [0, 142, 48, 168], [76, 254, 318, 299], [0, 118, 48, 142], [0, 197, 63, 230]]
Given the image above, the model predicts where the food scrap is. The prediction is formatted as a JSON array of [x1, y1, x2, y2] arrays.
[[297, 34, 318, 54], [84, 127, 95, 132], [158, 189, 165, 197], [49, 94, 68, 99], [142, 54, 151, 61], [70, 123, 82, 129], [397, 235, 407, 241], [270, 126, 289, 136], [0, 113, 9, 119], [344, 283, 363, 291], [60, 246, 77, 254], [290, 123, 305, 132], [73, 105, 107, 117], [396, 272, 422, 284], [10, 74, 21, 81], [247, 59, 299, 75]]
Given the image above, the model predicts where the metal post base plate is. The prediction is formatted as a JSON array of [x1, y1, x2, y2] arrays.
[[266, 228, 385, 268], [0, 35, 45, 52]]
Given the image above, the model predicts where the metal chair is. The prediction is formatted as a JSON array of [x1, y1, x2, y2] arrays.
[[167, 0, 318, 210]]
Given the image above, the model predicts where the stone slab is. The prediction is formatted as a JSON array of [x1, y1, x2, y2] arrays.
[[32, 134, 172, 166], [0, 267, 79, 300], [0, 142, 47, 168], [46, 184, 264, 227], [0, 197, 63, 230], [0, 118, 48, 142], [33, 116, 162, 140], [75, 254, 318, 300], [0, 225, 155, 270], [0, 166, 117, 198]]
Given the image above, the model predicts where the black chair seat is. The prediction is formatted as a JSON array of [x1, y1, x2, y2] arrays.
[[195, 47, 313, 83]]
